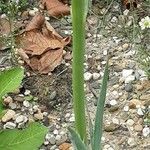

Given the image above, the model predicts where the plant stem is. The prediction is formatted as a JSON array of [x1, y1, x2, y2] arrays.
[[71, 0, 88, 143]]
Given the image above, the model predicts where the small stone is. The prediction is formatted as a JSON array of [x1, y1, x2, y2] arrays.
[[140, 94, 150, 100], [127, 137, 136, 146], [44, 141, 49, 145], [129, 99, 144, 109], [110, 99, 117, 106], [108, 147, 114, 150], [23, 100, 30, 108], [122, 69, 134, 78], [3, 122, 16, 129], [123, 106, 129, 111], [103, 50, 108, 55], [15, 115, 25, 123], [69, 116, 75, 122], [47, 135, 56, 145], [125, 75, 135, 83], [8, 102, 17, 109], [65, 113, 70, 118], [2, 110, 16, 122], [122, 43, 129, 50], [126, 119, 135, 126], [64, 52, 72, 60], [104, 122, 119, 132], [29, 10, 37, 16], [137, 108, 144, 116], [104, 144, 111, 149], [112, 118, 120, 125], [84, 72, 92, 81], [55, 134, 61, 142], [24, 90, 31, 95], [125, 83, 133, 92], [53, 129, 59, 135], [33, 105, 39, 112], [142, 127, 150, 137], [3, 96, 13, 105], [92, 72, 100, 80], [34, 112, 43, 120], [50, 91, 57, 100], [134, 124, 143, 132]]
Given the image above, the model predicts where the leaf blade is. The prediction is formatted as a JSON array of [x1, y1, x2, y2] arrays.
[[0, 122, 48, 150], [0, 67, 24, 99], [68, 127, 87, 150], [93, 61, 109, 150]]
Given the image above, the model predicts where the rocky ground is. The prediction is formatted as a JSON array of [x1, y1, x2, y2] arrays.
[[0, 1, 150, 150]]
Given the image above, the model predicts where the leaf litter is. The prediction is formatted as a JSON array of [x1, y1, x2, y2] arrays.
[[17, 13, 71, 74]]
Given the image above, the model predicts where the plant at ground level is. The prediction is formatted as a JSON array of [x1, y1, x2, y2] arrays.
[[70, 0, 109, 149], [0, 122, 48, 150], [0, 67, 24, 112], [0, 67, 48, 150]]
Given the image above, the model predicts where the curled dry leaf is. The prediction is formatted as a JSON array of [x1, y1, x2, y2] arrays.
[[42, 0, 70, 17], [26, 13, 45, 31], [17, 14, 70, 74]]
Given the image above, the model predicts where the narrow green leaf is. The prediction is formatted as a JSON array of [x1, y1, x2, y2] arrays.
[[0, 122, 48, 150], [93, 61, 109, 150], [0, 67, 24, 99], [68, 128, 87, 150]]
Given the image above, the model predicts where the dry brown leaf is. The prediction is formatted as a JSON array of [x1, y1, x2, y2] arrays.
[[42, 0, 70, 17], [59, 142, 72, 150], [18, 14, 70, 74], [25, 13, 45, 31]]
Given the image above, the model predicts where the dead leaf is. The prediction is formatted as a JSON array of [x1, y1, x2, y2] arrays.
[[59, 143, 72, 150], [17, 14, 70, 74], [26, 13, 45, 31], [42, 0, 70, 17]]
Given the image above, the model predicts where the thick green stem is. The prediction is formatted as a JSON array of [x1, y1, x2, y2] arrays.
[[71, 0, 88, 142]]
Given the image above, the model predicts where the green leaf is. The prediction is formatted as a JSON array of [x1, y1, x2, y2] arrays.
[[93, 61, 109, 150], [0, 67, 24, 99], [0, 122, 48, 150], [68, 127, 87, 150]]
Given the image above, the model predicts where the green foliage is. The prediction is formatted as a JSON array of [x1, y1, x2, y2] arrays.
[[71, 0, 88, 142], [68, 128, 87, 150], [0, 67, 24, 101], [92, 61, 109, 150], [0, 0, 28, 15], [0, 122, 48, 150], [0, 67, 48, 150], [69, 63, 109, 150]]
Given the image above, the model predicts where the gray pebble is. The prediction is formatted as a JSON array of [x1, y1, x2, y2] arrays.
[[50, 91, 57, 100], [125, 83, 133, 92]]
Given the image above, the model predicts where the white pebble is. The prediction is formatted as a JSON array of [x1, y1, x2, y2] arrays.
[[93, 72, 100, 80], [53, 129, 59, 135], [112, 118, 120, 125], [137, 108, 144, 116], [127, 137, 136, 146], [15, 115, 25, 123], [44, 141, 49, 145], [122, 69, 134, 78], [4, 122, 16, 129], [110, 99, 117, 106], [24, 90, 31, 95], [123, 106, 129, 112], [108, 147, 114, 150], [125, 75, 135, 83], [23, 100, 30, 108], [142, 127, 150, 137], [65, 113, 70, 118], [84, 72, 92, 81], [126, 119, 135, 126], [55, 135, 61, 141], [103, 50, 108, 55]]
